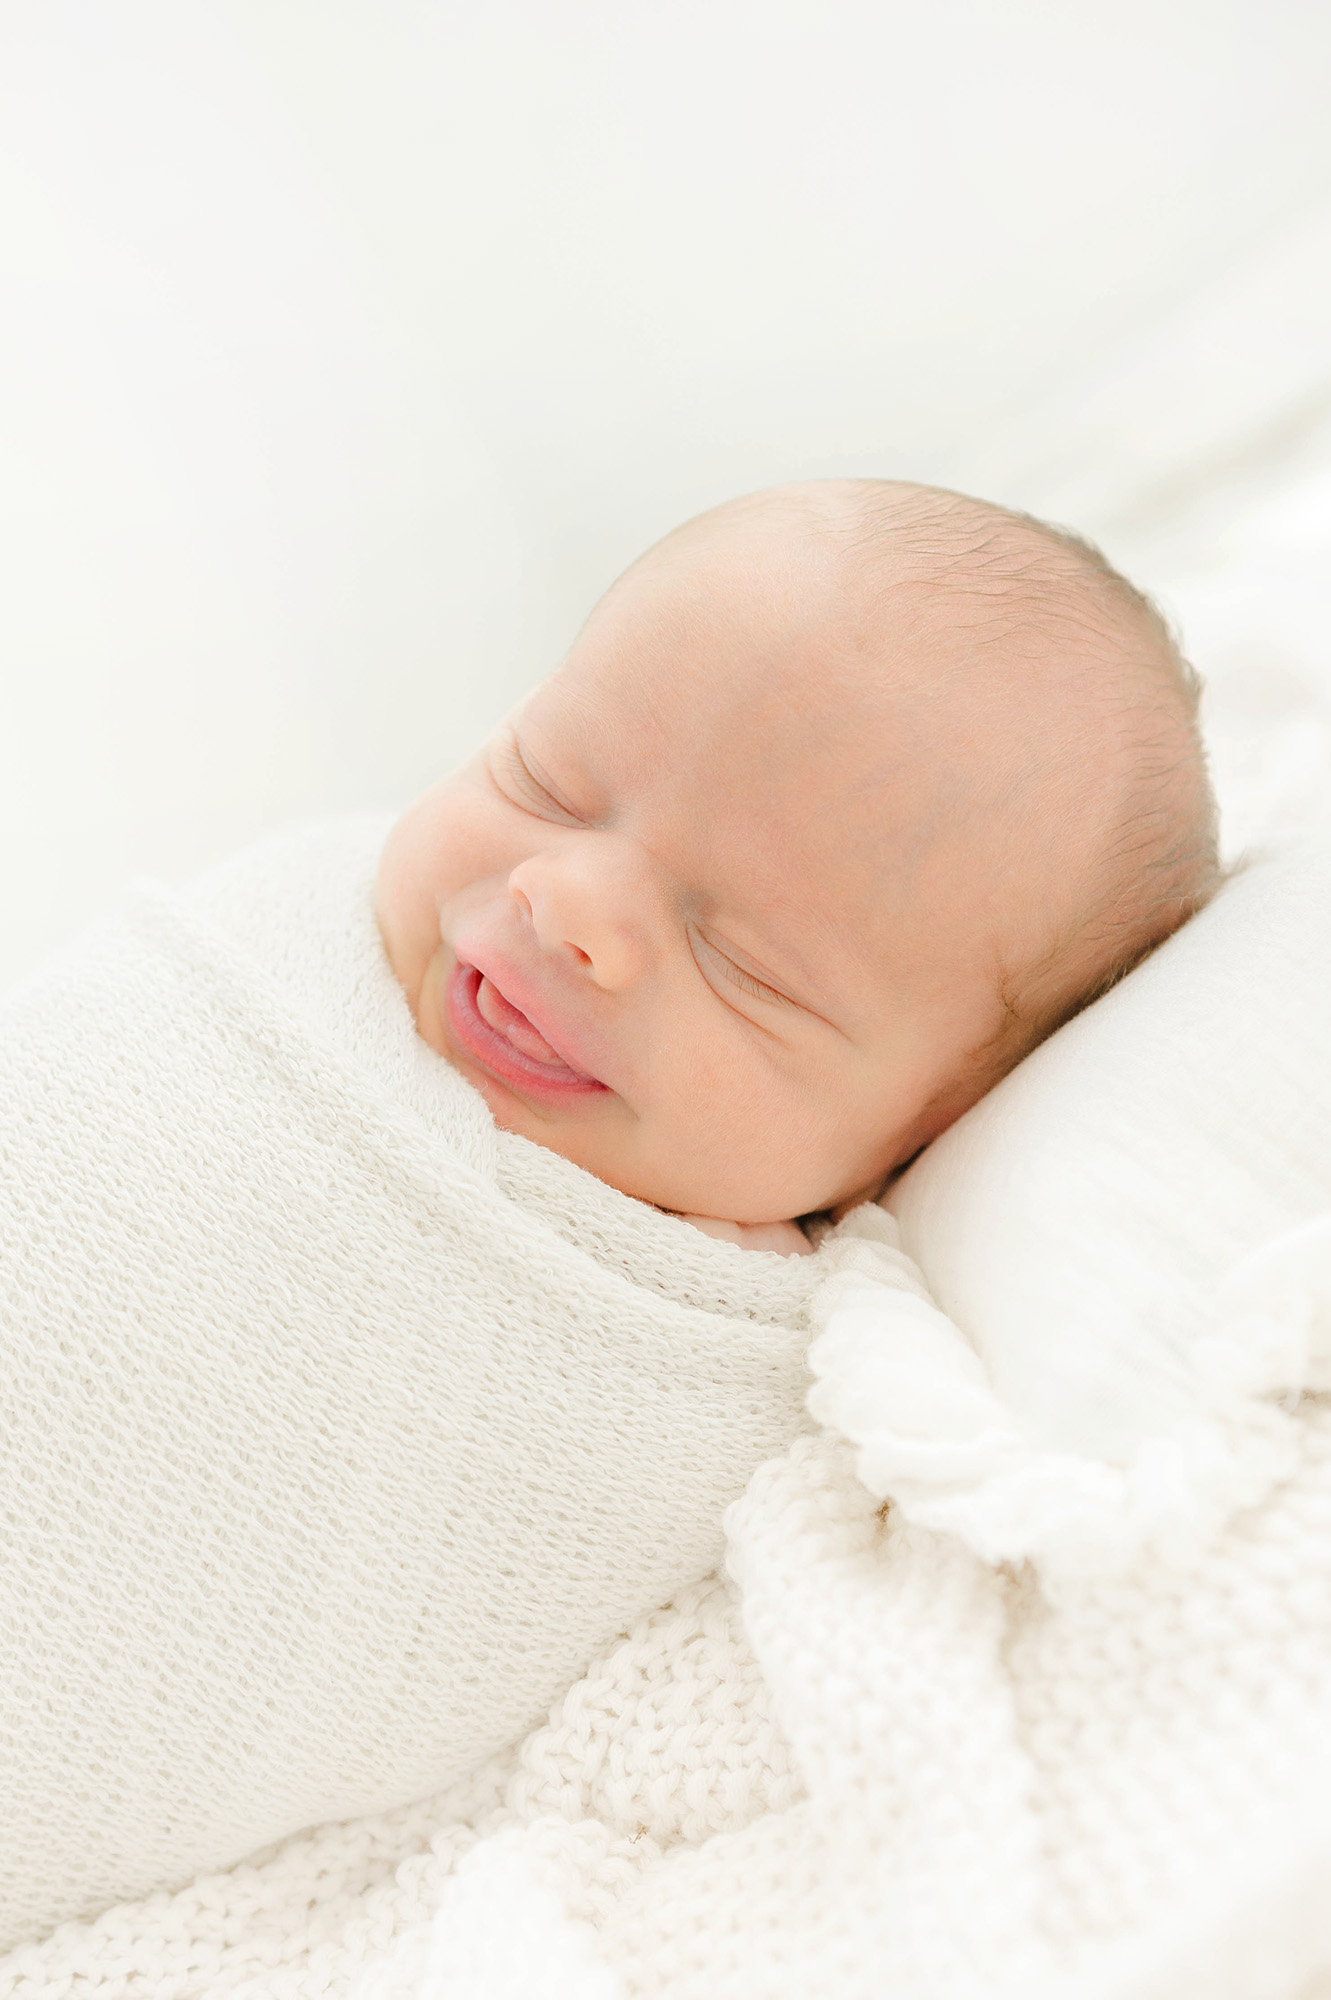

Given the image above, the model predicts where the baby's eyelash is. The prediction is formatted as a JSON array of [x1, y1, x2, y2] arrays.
[[693, 932, 793, 1009], [495, 736, 582, 822], [719, 958, 779, 1002]]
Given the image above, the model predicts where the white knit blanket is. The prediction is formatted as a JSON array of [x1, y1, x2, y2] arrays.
[[7, 1239, 1331, 2000], [0, 815, 825, 1957], [8, 817, 1331, 1999]]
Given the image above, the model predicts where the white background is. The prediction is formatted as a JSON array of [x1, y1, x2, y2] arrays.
[[3, 0, 1331, 992]]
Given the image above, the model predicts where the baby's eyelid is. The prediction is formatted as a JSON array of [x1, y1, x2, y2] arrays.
[[495, 734, 584, 823], [692, 929, 794, 1009]]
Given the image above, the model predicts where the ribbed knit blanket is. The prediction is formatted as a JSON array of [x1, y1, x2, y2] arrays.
[[8, 818, 1331, 2000], [0, 815, 824, 1956]]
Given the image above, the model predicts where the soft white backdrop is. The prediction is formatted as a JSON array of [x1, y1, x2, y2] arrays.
[[3, 0, 1331, 992]]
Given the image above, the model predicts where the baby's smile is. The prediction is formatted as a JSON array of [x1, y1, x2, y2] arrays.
[[377, 479, 1217, 1227], [445, 960, 610, 1099]]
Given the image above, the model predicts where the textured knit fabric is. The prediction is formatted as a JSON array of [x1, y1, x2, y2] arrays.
[[0, 814, 823, 1953], [8, 1210, 1331, 2000]]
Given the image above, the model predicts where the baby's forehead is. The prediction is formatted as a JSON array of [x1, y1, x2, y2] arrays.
[[560, 537, 1077, 810], [546, 480, 1182, 839]]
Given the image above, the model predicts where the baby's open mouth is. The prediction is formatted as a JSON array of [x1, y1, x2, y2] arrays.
[[445, 962, 609, 1100]]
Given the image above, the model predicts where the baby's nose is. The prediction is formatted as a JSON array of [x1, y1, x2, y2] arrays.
[[507, 837, 658, 990]]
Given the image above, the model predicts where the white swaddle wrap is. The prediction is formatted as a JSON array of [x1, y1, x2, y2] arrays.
[[0, 814, 822, 1952]]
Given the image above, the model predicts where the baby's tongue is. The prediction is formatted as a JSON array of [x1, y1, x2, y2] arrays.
[[476, 973, 570, 1068]]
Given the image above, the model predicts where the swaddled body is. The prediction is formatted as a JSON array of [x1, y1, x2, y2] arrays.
[[0, 815, 820, 1952]]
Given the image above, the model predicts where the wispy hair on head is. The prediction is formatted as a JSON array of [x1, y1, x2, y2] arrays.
[[819, 479, 1222, 1078]]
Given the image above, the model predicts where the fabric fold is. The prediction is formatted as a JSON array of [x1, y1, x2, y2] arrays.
[[806, 1204, 1322, 1579]]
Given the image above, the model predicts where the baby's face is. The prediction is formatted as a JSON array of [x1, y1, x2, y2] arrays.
[[377, 505, 1106, 1222]]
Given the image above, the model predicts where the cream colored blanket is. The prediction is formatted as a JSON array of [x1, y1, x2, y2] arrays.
[[0, 815, 824, 1953]]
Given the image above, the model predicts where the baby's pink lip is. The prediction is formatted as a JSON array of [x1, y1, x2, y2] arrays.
[[445, 961, 610, 1101]]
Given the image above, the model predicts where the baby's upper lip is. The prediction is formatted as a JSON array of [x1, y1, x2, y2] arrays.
[[456, 948, 610, 1086]]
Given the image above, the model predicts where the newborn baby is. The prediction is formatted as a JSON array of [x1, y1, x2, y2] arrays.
[[0, 478, 1223, 1947], [376, 478, 1219, 1252]]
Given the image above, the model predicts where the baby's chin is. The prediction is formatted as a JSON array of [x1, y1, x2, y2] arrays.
[[545, 1140, 854, 1230], [481, 1088, 824, 1223], [488, 1093, 882, 1224]]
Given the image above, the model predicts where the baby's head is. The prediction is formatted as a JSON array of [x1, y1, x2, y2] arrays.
[[377, 480, 1219, 1223]]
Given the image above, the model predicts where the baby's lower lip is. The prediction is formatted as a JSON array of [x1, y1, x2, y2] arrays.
[[444, 962, 609, 1101]]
